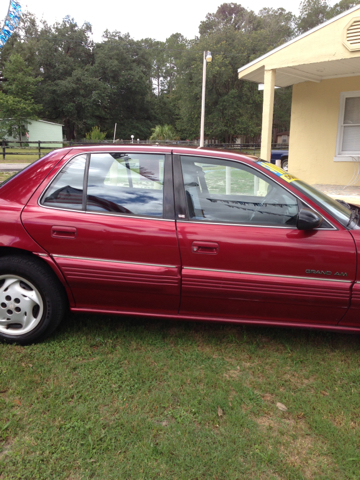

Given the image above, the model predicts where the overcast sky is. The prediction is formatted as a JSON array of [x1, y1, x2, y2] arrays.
[[2, 0, 339, 42]]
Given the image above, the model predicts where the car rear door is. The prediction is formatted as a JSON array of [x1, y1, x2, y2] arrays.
[[22, 150, 181, 315], [174, 153, 355, 326]]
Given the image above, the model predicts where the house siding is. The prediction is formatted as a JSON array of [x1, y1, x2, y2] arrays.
[[290, 76, 360, 185], [27, 121, 63, 148]]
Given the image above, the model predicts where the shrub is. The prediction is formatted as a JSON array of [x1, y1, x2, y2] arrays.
[[85, 126, 107, 140]]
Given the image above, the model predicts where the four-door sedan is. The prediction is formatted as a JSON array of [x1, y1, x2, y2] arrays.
[[1, 145, 360, 344]]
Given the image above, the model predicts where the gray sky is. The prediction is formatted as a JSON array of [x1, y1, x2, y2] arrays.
[[2, 0, 339, 42]]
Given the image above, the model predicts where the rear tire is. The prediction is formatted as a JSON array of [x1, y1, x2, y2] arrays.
[[0, 255, 67, 345]]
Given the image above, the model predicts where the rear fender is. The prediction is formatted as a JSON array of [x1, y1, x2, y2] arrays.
[[0, 246, 75, 308]]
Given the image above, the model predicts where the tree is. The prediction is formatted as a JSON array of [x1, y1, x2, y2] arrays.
[[258, 8, 295, 47], [0, 121, 9, 140], [143, 38, 166, 96], [161, 34, 190, 95], [92, 31, 155, 140], [140, 34, 191, 131], [273, 86, 293, 135], [2, 14, 160, 140], [328, 0, 360, 17], [0, 54, 41, 141], [296, 0, 330, 34], [295, 0, 359, 35], [0, 4, 304, 144], [199, 3, 261, 35], [174, 3, 295, 142], [33, 17, 101, 140]]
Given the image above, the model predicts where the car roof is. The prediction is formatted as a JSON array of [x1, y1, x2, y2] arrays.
[[64, 145, 259, 163]]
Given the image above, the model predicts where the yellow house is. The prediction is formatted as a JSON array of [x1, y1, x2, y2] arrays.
[[238, 5, 360, 187]]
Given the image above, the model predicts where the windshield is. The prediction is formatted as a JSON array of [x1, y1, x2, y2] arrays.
[[291, 181, 352, 227]]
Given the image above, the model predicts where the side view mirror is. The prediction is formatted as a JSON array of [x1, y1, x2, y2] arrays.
[[297, 207, 322, 230]]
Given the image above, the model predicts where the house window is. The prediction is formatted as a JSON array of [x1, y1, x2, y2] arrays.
[[335, 91, 360, 161]]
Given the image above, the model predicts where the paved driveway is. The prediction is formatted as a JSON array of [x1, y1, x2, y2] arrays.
[[0, 163, 30, 172]]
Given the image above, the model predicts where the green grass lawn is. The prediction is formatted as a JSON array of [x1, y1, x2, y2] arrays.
[[0, 149, 54, 163], [241, 149, 260, 157], [1, 315, 359, 479], [0, 172, 15, 184]]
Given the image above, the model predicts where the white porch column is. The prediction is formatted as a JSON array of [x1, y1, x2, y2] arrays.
[[260, 69, 276, 162]]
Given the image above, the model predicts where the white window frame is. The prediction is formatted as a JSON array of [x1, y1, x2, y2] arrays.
[[334, 90, 360, 162]]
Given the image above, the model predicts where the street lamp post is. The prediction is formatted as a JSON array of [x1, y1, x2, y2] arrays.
[[199, 51, 212, 148]]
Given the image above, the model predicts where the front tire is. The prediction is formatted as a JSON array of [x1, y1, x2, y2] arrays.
[[0, 255, 67, 345]]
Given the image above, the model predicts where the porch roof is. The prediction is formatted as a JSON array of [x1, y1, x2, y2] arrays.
[[238, 5, 360, 87]]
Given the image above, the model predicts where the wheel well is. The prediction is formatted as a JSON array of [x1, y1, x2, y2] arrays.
[[0, 247, 69, 307], [0, 246, 34, 259]]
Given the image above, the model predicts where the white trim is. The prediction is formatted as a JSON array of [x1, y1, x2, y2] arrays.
[[238, 5, 360, 76], [183, 267, 350, 283], [52, 254, 178, 269], [333, 156, 360, 162], [335, 90, 360, 158], [0, 118, 63, 126]]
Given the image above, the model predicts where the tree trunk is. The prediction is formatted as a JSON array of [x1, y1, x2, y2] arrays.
[[64, 120, 76, 141]]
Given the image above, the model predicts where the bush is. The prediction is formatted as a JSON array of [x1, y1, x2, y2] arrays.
[[149, 125, 178, 141], [85, 126, 107, 140]]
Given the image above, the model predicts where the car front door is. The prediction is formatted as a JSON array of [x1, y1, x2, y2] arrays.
[[174, 154, 356, 326], [22, 151, 181, 314]]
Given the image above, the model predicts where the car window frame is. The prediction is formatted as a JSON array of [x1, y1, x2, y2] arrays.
[[39, 151, 175, 221], [173, 153, 337, 230]]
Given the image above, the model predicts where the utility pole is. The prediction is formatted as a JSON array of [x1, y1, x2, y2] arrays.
[[199, 51, 212, 148]]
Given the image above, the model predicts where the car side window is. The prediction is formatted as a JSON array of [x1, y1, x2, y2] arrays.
[[86, 153, 165, 217], [41, 155, 86, 210], [180, 156, 298, 226]]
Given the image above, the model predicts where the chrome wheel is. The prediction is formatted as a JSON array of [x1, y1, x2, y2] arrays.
[[0, 275, 44, 336]]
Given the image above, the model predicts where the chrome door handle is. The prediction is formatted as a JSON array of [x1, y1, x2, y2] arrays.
[[191, 241, 219, 254], [51, 226, 77, 239]]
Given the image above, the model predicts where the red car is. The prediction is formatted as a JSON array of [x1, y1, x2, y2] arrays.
[[1, 146, 360, 344]]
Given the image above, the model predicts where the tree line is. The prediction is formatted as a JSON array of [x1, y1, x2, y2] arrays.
[[0, 0, 357, 142]]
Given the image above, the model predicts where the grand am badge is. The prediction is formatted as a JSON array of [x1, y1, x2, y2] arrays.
[[305, 269, 331, 275], [305, 269, 347, 277]]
